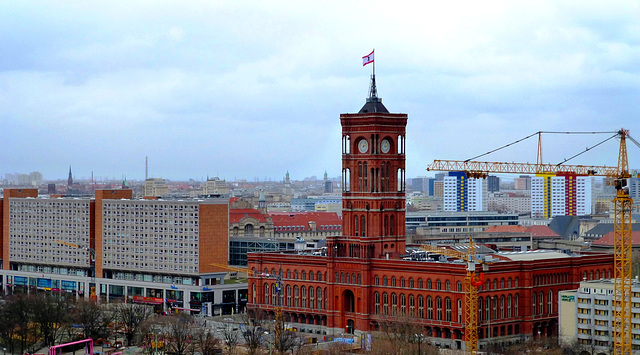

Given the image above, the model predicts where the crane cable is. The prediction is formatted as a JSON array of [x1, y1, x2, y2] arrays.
[[556, 133, 618, 166], [465, 130, 619, 163]]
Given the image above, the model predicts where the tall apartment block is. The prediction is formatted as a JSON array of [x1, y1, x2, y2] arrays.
[[0, 188, 246, 315], [443, 172, 487, 212], [531, 174, 592, 219]]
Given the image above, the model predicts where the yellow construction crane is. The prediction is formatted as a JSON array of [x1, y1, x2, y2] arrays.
[[420, 240, 488, 354], [427, 129, 637, 355]]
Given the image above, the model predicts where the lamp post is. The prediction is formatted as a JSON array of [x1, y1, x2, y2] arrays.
[[415, 334, 423, 355]]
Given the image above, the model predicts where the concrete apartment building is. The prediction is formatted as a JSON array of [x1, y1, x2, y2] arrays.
[[559, 279, 640, 353], [1, 188, 246, 316], [531, 175, 592, 219], [443, 172, 488, 212]]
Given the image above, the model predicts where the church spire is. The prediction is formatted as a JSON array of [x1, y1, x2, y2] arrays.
[[67, 166, 73, 186]]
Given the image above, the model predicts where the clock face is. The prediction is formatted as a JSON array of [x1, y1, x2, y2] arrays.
[[381, 139, 391, 153], [358, 139, 369, 153]]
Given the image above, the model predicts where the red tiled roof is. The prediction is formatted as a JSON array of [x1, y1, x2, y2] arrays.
[[525, 225, 560, 238], [229, 197, 241, 204], [270, 212, 342, 232], [229, 209, 269, 223], [592, 231, 640, 247], [483, 225, 528, 233]]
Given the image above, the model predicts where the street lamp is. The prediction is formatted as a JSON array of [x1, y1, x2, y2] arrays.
[[415, 334, 424, 355]]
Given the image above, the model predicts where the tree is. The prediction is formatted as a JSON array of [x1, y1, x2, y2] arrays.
[[221, 323, 239, 355], [155, 314, 195, 355], [241, 311, 267, 355], [192, 325, 222, 355], [72, 298, 113, 341], [113, 302, 154, 346], [31, 293, 72, 346]]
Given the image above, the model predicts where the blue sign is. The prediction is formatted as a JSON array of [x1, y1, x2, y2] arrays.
[[14, 276, 27, 286], [37, 278, 52, 288], [61, 280, 76, 290]]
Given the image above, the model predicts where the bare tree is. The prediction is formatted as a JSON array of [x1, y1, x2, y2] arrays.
[[72, 298, 113, 342], [30, 293, 72, 346], [242, 311, 267, 355], [113, 302, 154, 346], [221, 324, 239, 355], [192, 326, 222, 355], [161, 313, 195, 355]]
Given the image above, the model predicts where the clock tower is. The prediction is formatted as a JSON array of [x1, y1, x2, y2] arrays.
[[327, 76, 407, 260]]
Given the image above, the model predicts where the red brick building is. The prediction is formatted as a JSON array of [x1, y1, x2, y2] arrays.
[[247, 81, 614, 351]]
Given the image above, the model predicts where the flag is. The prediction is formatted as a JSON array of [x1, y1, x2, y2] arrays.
[[362, 50, 374, 66]]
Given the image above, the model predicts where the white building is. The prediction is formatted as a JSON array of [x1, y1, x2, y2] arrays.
[[531, 175, 592, 219], [443, 172, 487, 212]]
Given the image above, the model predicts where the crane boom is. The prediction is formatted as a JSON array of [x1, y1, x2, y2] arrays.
[[427, 160, 617, 178]]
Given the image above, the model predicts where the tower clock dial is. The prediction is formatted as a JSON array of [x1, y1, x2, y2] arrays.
[[358, 139, 369, 153], [381, 139, 391, 153]]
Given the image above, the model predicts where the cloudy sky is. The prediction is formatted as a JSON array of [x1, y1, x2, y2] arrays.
[[2, 1, 640, 182]]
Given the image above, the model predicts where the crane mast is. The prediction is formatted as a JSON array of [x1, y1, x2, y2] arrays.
[[613, 130, 632, 355]]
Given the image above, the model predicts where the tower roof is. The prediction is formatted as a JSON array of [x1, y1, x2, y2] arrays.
[[358, 74, 389, 113]]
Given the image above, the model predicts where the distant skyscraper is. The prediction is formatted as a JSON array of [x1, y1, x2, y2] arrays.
[[487, 175, 500, 192], [443, 172, 487, 211], [514, 175, 531, 190]]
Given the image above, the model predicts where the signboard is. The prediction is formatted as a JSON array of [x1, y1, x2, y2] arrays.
[[561, 294, 575, 302], [14, 276, 27, 286], [37, 278, 52, 289], [61, 280, 76, 290]]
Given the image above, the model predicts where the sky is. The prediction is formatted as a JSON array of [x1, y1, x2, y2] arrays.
[[2, 1, 640, 182]]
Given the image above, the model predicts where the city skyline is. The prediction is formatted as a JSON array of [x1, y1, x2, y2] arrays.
[[2, 1, 640, 181]]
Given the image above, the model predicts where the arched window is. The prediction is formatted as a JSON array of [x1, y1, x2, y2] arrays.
[[445, 297, 452, 321], [500, 279, 504, 289], [507, 278, 511, 288], [302, 271, 306, 280], [293, 286, 299, 307], [354, 215, 359, 236], [507, 294, 512, 318], [478, 297, 484, 321], [427, 296, 433, 319], [346, 273, 351, 284], [286, 285, 292, 306], [427, 279, 432, 289], [418, 278, 424, 289], [492, 296, 497, 320], [244, 224, 254, 237], [457, 281, 463, 292], [383, 293, 389, 315], [539, 292, 544, 315], [341, 272, 344, 283], [361, 215, 366, 237], [548, 290, 553, 314], [436, 280, 441, 290], [409, 278, 414, 288], [515, 294, 519, 316], [400, 294, 406, 315], [401, 277, 405, 288], [390, 215, 395, 235], [301, 286, 307, 308], [317, 271, 322, 281], [252, 283, 256, 304], [436, 297, 443, 320], [485, 297, 490, 320], [392, 276, 397, 287], [374, 292, 380, 314], [446, 280, 451, 291], [309, 271, 314, 281], [317, 287, 322, 309], [409, 294, 415, 316], [375, 275, 380, 285], [532, 292, 536, 315], [264, 284, 269, 305], [324, 287, 328, 309], [384, 276, 388, 286], [391, 293, 398, 315], [295, 270, 299, 279], [515, 277, 519, 287], [500, 295, 505, 319], [418, 295, 424, 318]]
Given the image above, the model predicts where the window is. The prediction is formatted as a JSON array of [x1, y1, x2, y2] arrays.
[[418, 295, 424, 318], [383, 293, 389, 315], [375, 292, 380, 314], [436, 297, 443, 320], [409, 294, 415, 317], [391, 293, 398, 315], [445, 297, 452, 321]]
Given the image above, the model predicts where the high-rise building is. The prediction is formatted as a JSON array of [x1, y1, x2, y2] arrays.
[[443, 172, 487, 212], [531, 174, 592, 219], [0, 188, 245, 315], [514, 175, 531, 190], [487, 175, 499, 193]]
